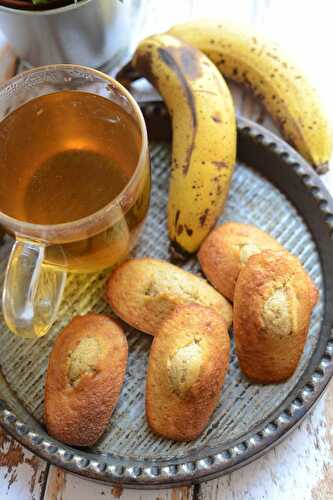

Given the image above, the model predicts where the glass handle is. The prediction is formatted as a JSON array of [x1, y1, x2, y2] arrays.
[[2, 240, 66, 338]]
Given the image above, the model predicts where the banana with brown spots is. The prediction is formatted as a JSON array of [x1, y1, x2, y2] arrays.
[[129, 34, 236, 256], [169, 20, 332, 173]]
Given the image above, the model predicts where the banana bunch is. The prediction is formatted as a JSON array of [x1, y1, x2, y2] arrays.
[[169, 20, 332, 173], [130, 34, 236, 256], [122, 22, 331, 257]]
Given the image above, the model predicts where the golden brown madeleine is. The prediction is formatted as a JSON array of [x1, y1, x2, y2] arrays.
[[106, 258, 232, 335], [146, 304, 230, 441], [45, 314, 128, 447], [198, 222, 284, 301], [233, 250, 317, 383]]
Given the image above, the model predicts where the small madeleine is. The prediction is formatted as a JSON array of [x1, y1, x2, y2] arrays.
[[45, 314, 128, 447], [146, 303, 230, 441], [106, 257, 233, 335], [233, 250, 318, 383], [198, 222, 284, 301]]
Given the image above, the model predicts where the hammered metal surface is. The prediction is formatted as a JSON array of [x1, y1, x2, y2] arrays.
[[0, 139, 323, 466]]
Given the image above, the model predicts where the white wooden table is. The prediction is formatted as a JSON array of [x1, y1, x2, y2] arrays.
[[1, 1, 333, 498]]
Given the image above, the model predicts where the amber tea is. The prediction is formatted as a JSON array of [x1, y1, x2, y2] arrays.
[[0, 91, 150, 272], [0, 66, 150, 338]]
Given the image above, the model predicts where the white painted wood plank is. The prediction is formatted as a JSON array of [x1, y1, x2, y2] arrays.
[[0, 427, 48, 500], [44, 466, 193, 500], [200, 383, 333, 500]]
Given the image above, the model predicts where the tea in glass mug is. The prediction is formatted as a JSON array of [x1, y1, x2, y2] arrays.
[[0, 65, 151, 338]]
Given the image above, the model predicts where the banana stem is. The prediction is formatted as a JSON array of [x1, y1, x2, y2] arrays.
[[115, 62, 142, 88]]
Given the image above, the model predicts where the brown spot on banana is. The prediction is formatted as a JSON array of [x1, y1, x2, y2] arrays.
[[175, 209, 181, 226], [199, 209, 210, 227], [185, 225, 193, 236], [213, 160, 229, 170], [177, 224, 184, 235], [211, 113, 222, 123]]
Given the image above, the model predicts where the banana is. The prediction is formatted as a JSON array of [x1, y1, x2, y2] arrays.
[[130, 34, 236, 256], [169, 20, 332, 173]]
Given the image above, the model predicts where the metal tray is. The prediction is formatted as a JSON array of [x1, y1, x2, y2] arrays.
[[0, 106, 333, 488]]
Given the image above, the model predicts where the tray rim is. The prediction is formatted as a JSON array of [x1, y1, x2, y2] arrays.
[[1, 115, 333, 488]]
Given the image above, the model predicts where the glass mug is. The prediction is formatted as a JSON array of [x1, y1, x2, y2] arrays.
[[0, 65, 150, 339]]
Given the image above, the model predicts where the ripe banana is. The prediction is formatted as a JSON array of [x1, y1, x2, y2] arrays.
[[130, 34, 236, 256], [169, 20, 332, 173]]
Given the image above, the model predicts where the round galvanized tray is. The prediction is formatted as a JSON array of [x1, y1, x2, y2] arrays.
[[0, 107, 333, 488]]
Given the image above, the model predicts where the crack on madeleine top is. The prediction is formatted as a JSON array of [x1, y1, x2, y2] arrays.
[[238, 243, 261, 264], [262, 284, 298, 337], [68, 337, 101, 387], [167, 341, 203, 398], [144, 282, 160, 297]]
